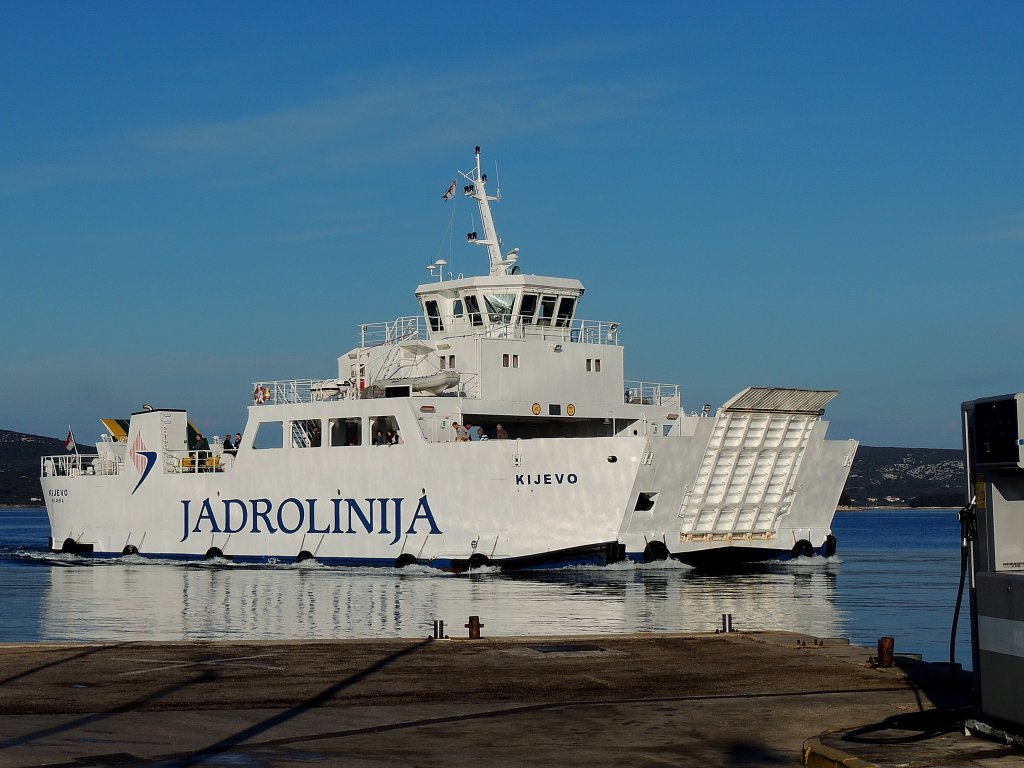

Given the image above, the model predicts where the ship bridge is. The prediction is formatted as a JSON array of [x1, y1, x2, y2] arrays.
[[414, 273, 586, 342]]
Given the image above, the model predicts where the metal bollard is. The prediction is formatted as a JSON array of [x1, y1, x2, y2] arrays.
[[721, 613, 733, 633], [877, 636, 895, 667], [465, 615, 484, 639], [432, 620, 445, 639]]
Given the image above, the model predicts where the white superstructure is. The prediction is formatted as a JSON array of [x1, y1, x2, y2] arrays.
[[41, 147, 857, 570]]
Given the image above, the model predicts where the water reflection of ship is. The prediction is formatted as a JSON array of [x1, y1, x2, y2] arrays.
[[40, 560, 842, 641]]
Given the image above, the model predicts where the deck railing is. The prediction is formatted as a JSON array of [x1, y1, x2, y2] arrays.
[[251, 379, 359, 406], [624, 381, 682, 408], [357, 316, 622, 348], [41, 454, 119, 477]]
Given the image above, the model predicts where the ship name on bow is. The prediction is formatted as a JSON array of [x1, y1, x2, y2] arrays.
[[181, 495, 442, 545]]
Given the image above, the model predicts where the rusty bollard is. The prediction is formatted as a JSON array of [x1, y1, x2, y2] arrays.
[[877, 636, 894, 668], [465, 615, 484, 639]]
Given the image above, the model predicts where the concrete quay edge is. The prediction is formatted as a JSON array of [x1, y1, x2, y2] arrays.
[[0, 630, 1005, 767]]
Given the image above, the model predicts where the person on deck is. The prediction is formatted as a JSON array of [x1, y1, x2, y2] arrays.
[[194, 433, 210, 471]]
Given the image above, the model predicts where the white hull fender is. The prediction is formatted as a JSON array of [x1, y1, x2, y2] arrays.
[[41, 147, 857, 570]]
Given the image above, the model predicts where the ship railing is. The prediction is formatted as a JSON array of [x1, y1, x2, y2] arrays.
[[166, 449, 230, 473], [251, 378, 357, 406], [40, 453, 120, 477], [624, 381, 682, 407], [522, 319, 621, 345], [362, 314, 622, 346], [360, 316, 424, 348]]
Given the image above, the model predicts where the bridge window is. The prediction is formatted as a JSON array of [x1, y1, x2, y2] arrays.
[[538, 295, 557, 326], [424, 300, 444, 332], [329, 418, 362, 447], [253, 421, 283, 449], [555, 296, 576, 327], [453, 299, 464, 318], [485, 293, 515, 324], [464, 295, 483, 326], [518, 293, 538, 324], [502, 353, 520, 368]]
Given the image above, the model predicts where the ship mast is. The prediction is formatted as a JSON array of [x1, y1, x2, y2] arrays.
[[460, 146, 520, 276]]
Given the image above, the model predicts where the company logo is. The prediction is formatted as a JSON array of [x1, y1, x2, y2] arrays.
[[129, 433, 157, 495]]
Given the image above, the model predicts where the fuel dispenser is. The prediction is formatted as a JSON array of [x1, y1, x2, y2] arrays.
[[961, 392, 1024, 738]]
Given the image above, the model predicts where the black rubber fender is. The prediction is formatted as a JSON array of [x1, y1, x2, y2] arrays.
[[395, 553, 418, 568], [643, 540, 670, 563], [205, 547, 224, 560], [121, 545, 139, 556], [791, 540, 814, 559], [296, 550, 315, 563], [60, 537, 78, 554], [467, 553, 490, 569], [824, 534, 838, 558]]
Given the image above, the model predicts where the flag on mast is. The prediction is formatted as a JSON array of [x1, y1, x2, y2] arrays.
[[65, 427, 77, 453], [441, 179, 457, 201]]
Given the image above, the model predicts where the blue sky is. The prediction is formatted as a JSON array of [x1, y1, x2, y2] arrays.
[[2, 1, 1021, 449]]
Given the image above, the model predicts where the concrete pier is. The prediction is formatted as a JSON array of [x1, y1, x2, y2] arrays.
[[0, 631, 1017, 766]]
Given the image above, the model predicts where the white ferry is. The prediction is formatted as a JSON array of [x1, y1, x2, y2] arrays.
[[41, 147, 857, 570]]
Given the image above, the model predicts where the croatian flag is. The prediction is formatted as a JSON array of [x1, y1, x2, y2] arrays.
[[64, 427, 77, 453], [442, 179, 457, 201]]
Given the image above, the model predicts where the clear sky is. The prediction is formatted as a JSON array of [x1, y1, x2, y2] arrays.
[[2, 1, 1021, 449]]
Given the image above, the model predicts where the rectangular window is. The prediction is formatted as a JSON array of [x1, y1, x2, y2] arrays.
[[512, 354, 519, 368], [595, 359, 602, 372], [440, 356, 447, 370], [449, 354, 456, 368], [291, 419, 322, 448], [538, 295, 557, 326], [329, 418, 362, 447], [503, 353, 510, 367], [464, 295, 483, 326], [253, 421, 283, 449], [555, 296, 576, 327], [586, 358, 592, 372], [424, 299, 444, 332], [453, 299, 464, 318], [370, 416, 401, 445], [518, 293, 538, 324]]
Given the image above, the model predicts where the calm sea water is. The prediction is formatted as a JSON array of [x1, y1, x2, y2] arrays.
[[0, 508, 972, 668]]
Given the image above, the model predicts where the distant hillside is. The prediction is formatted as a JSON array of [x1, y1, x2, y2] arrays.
[[843, 446, 965, 508], [0, 429, 69, 505], [0, 429, 969, 508]]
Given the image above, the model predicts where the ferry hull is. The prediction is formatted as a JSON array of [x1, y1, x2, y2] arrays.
[[42, 434, 648, 570]]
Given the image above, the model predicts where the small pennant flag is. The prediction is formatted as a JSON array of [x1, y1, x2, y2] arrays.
[[65, 427, 77, 453], [441, 179, 457, 201]]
